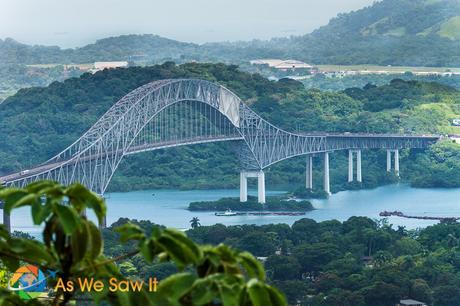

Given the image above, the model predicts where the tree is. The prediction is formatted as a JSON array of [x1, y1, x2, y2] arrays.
[[265, 255, 301, 281], [293, 242, 341, 275], [362, 281, 402, 306], [410, 279, 432, 305], [433, 285, 460, 306], [236, 232, 277, 257], [0, 181, 286, 306], [189, 217, 201, 229]]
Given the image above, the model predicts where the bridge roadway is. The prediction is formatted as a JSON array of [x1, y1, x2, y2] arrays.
[[0, 133, 440, 185], [0, 135, 243, 184]]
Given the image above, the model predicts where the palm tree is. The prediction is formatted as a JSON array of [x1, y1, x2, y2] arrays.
[[190, 217, 201, 229]]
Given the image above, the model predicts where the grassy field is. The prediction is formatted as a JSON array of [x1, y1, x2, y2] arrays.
[[439, 16, 460, 40], [316, 64, 460, 74], [26, 63, 93, 70]]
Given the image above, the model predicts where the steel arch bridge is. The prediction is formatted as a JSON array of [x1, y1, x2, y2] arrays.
[[0, 79, 440, 197]]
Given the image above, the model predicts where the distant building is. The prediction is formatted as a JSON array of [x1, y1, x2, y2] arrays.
[[250, 59, 316, 72], [449, 135, 460, 144], [397, 299, 427, 306], [93, 61, 129, 71], [256, 256, 268, 262]]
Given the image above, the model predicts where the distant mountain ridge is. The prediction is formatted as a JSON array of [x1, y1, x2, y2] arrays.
[[0, 35, 201, 65], [0, 0, 459, 66], [282, 0, 460, 66]]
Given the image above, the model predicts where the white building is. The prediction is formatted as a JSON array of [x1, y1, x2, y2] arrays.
[[93, 61, 129, 71], [250, 59, 314, 71]]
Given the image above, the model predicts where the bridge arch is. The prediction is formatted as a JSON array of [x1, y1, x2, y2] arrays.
[[0, 79, 439, 197]]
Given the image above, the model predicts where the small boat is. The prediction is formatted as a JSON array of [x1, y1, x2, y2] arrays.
[[215, 209, 238, 216]]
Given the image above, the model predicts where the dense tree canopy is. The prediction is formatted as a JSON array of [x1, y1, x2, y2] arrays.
[[101, 215, 460, 306]]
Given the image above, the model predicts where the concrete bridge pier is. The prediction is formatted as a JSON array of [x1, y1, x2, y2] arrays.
[[348, 150, 354, 182], [99, 216, 107, 230], [306, 155, 313, 189], [386, 150, 392, 172], [323, 152, 331, 195], [386, 149, 400, 177], [1, 201, 10, 233], [357, 150, 362, 182], [240, 170, 266, 204], [257, 171, 266, 204], [240, 172, 248, 202], [348, 150, 362, 182]]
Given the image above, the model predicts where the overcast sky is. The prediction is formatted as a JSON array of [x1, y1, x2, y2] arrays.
[[0, 0, 376, 48]]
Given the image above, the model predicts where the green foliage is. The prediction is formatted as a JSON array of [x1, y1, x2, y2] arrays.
[[183, 216, 460, 306], [0, 182, 287, 305], [0, 64, 82, 101], [0, 265, 8, 288], [189, 217, 201, 229], [405, 141, 460, 188], [301, 73, 460, 92], [188, 196, 314, 212]]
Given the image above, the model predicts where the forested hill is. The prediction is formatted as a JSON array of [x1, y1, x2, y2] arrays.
[[1, 0, 459, 66], [0, 63, 459, 192], [0, 35, 201, 65], [280, 0, 460, 66]]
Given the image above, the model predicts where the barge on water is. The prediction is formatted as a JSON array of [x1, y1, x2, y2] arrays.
[[215, 209, 306, 217]]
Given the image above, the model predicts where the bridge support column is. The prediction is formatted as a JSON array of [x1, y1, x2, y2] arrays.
[[348, 150, 362, 183], [386, 150, 392, 172], [323, 152, 331, 195], [240, 171, 265, 204], [386, 149, 400, 177], [306, 155, 313, 189], [240, 172, 248, 202], [348, 150, 354, 182], [257, 171, 266, 204], [356, 150, 362, 182], [1, 201, 10, 233], [99, 215, 107, 230]]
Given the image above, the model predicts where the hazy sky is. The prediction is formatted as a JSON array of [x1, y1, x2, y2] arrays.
[[0, 0, 376, 48]]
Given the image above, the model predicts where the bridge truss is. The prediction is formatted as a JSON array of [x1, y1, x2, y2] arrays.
[[0, 79, 440, 196]]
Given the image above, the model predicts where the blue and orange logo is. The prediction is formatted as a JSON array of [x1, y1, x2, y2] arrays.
[[8, 265, 50, 300]]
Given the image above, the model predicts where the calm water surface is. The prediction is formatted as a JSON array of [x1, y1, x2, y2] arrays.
[[6, 184, 460, 236]]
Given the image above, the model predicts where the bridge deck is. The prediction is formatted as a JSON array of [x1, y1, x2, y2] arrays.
[[0, 133, 440, 185]]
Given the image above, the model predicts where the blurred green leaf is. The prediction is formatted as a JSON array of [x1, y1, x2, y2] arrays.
[[238, 251, 265, 280], [54, 204, 80, 234], [0, 189, 34, 214], [87, 221, 103, 260], [65, 184, 106, 221], [152, 272, 196, 305], [246, 279, 272, 306], [71, 221, 89, 264], [115, 223, 145, 243]]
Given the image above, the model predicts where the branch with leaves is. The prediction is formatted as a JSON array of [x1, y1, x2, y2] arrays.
[[0, 181, 286, 306]]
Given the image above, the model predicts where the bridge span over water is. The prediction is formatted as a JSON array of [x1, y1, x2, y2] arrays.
[[0, 79, 440, 230]]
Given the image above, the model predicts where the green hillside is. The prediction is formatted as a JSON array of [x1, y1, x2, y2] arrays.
[[281, 0, 460, 66], [0, 35, 200, 65], [0, 63, 459, 192], [439, 16, 460, 40]]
